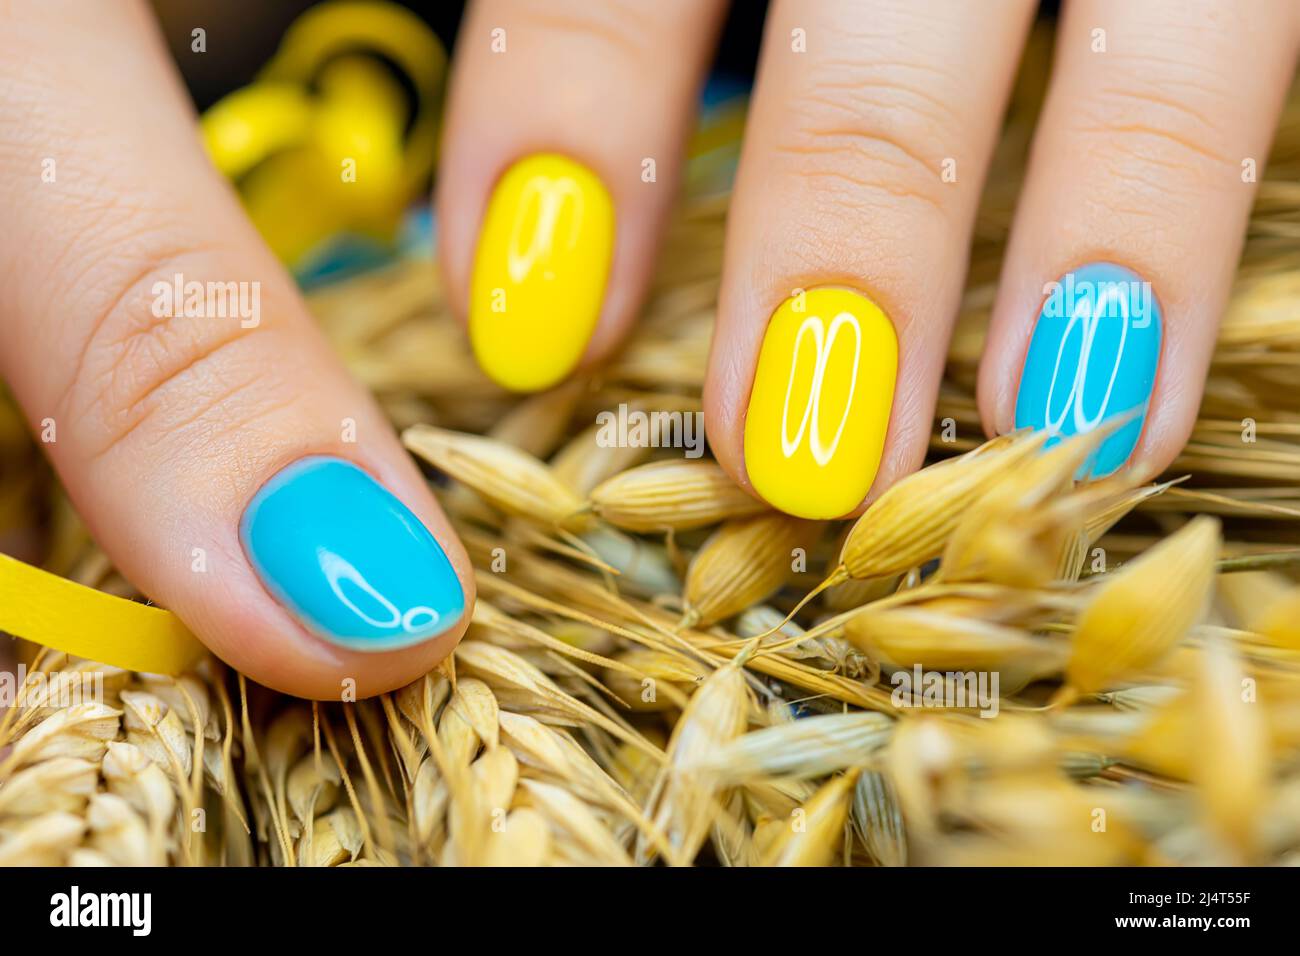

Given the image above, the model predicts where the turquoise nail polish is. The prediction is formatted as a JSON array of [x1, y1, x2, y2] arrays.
[[240, 456, 464, 651], [1014, 262, 1163, 478]]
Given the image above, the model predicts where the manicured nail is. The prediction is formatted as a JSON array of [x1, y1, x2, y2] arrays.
[[240, 456, 465, 651], [744, 287, 898, 519], [469, 153, 615, 392], [1015, 262, 1163, 478]]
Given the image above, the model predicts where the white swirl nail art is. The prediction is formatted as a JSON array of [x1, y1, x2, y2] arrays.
[[780, 311, 861, 466], [320, 549, 439, 635], [1044, 285, 1130, 437]]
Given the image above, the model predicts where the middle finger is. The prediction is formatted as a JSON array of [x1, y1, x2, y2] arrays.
[[705, 0, 1036, 519]]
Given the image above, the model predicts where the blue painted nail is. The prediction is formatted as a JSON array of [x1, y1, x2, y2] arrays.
[[240, 456, 464, 651], [1014, 262, 1163, 478]]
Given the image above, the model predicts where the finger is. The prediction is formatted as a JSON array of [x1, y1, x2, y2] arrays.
[[704, 0, 1038, 518], [437, 0, 728, 392], [978, 0, 1300, 477], [0, 1, 474, 699]]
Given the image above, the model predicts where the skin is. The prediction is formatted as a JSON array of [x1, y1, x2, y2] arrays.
[[440, 0, 1299, 506], [1, 0, 1297, 696], [977, 0, 1299, 477], [0, 2, 472, 699]]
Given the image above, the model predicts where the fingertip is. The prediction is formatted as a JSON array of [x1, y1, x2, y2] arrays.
[[211, 582, 468, 701]]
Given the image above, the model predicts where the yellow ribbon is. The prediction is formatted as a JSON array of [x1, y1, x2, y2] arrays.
[[200, 0, 447, 266], [0, 553, 205, 676]]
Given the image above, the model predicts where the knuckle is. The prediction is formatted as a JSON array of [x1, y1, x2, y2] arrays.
[[1069, 68, 1240, 187], [773, 72, 954, 219], [57, 244, 279, 462], [516, 0, 665, 61]]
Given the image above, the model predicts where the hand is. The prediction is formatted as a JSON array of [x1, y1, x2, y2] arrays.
[[438, 0, 1299, 517], [0, 1, 474, 698]]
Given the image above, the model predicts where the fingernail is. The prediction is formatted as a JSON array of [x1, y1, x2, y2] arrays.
[[1014, 262, 1163, 478], [240, 456, 465, 651], [470, 153, 615, 392], [744, 288, 898, 519]]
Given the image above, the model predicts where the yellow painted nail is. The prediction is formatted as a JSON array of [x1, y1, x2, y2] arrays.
[[743, 288, 897, 519], [470, 153, 615, 392]]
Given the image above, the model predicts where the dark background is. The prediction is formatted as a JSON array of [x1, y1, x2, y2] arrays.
[[154, 0, 1061, 111], [154, 0, 765, 109]]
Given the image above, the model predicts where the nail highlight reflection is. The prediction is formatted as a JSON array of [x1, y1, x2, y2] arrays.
[[470, 153, 615, 392], [240, 456, 464, 651]]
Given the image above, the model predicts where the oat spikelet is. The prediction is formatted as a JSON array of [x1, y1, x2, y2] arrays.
[[449, 745, 519, 865], [743, 435, 1050, 643], [711, 791, 759, 867], [941, 426, 1114, 587], [1113, 692, 1197, 780], [403, 424, 592, 530], [483, 807, 550, 867], [121, 691, 193, 778], [0, 812, 84, 866], [837, 431, 1047, 582], [518, 779, 632, 866], [395, 672, 451, 746], [760, 770, 860, 867], [410, 758, 446, 848], [642, 652, 752, 865], [579, 526, 679, 594], [552, 417, 653, 496], [437, 691, 482, 773], [682, 514, 820, 627], [1061, 516, 1220, 700], [454, 640, 662, 760], [103, 741, 176, 840], [1056, 479, 1178, 581], [851, 770, 907, 866], [500, 711, 618, 799], [497, 710, 671, 854], [882, 718, 956, 842], [288, 751, 341, 852], [309, 808, 364, 866], [604, 648, 704, 711], [0, 703, 121, 778], [690, 713, 893, 783], [823, 573, 898, 612], [487, 379, 584, 458], [1254, 587, 1300, 650], [590, 460, 768, 531], [448, 678, 500, 751], [87, 793, 157, 866], [1193, 634, 1269, 857], [0, 758, 97, 817], [844, 607, 1065, 688]]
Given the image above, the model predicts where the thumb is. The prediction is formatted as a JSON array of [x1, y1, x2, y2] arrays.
[[0, 1, 473, 699]]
